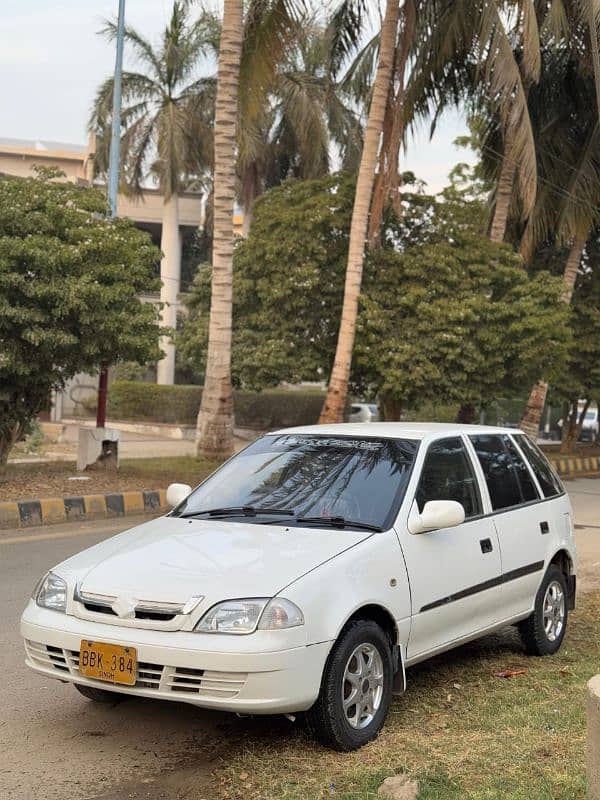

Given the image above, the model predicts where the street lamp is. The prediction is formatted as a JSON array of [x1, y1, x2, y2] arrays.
[[96, 0, 126, 430]]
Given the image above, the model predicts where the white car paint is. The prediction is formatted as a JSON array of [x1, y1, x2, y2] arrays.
[[21, 422, 576, 724]]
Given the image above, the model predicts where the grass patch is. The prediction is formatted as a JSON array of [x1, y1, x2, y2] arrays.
[[213, 593, 599, 800], [0, 457, 222, 501]]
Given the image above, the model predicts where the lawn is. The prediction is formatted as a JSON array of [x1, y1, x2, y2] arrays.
[[212, 592, 599, 800], [0, 457, 223, 501]]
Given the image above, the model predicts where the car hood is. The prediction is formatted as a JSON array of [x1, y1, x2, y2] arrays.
[[56, 515, 373, 604]]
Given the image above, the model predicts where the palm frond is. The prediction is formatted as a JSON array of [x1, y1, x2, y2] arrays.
[[326, 0, 373, 77]]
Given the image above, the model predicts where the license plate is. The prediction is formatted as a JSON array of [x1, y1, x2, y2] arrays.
[[79, 640, 137, 686]]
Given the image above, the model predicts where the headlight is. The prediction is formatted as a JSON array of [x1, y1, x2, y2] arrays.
[[34, 572, 67, 612], [195, 598, 304, 634]]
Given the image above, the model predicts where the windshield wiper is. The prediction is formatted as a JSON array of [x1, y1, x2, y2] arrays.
[[178, 506, 295, 519], [295, 516, 382, 532]]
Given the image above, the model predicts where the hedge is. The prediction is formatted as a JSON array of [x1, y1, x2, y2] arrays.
[[99, 381, 327, 429]]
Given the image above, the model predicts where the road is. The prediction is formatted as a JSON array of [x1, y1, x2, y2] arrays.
[[1, 480, 599, 800]]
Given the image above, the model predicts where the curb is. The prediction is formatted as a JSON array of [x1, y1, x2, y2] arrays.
[[0, 490, 168, 530], [549, 455, 600, 476]]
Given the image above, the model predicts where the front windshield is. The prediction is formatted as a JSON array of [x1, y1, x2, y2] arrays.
[[174, 434, 419, 529]]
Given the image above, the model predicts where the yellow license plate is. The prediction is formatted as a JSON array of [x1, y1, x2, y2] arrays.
[[79, 640, 137, 686]]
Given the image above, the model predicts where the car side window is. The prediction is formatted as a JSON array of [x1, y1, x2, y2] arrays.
[[513, 435, 563, 498], [470, 434, 534, 510], [415, 437, 482, 519], [502, 435, 539, 502]]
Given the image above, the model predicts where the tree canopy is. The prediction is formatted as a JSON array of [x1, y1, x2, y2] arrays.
[[178, 172, 570, 417], [0, 171, 162, 466]]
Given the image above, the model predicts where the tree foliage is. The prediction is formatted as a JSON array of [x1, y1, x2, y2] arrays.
[[179, 173, 570, 416], [355, 184, 571, 416], [551, 234, 600, 407], [179, 174, 355, 387], [0, 172, 161, 466]]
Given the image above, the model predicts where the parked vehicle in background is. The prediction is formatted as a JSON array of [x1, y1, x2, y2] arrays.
[[557, 402, 599, 442], [22, 423, 576, 751], [349, 402, 379, 423]]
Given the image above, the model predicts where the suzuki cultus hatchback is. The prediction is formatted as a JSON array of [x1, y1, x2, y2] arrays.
[[22, 423, 576, 751]]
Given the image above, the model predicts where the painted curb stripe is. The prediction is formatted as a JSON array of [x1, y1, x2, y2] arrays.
[[549, 456, 600, 476], [105, 494, 125, 516], [64, 497, 85, 520], [0, 492, 168, 530], [19, 501, 42, 527]]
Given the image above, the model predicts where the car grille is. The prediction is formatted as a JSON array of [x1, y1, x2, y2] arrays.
[[25, 640, 247, 700]]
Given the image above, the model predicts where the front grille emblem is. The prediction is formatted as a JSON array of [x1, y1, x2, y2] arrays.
[[111, 596, 137, 619]]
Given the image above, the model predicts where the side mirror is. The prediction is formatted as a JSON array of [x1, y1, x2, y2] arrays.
[[166, 483, 192, 508], [408, 500, 465, 534]]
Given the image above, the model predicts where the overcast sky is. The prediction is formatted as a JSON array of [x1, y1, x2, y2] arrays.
[[0, 0, 473, 192]]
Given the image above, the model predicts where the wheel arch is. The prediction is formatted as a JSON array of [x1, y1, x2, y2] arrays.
[[549, 547, 574, 576], [336, 603, 406, 693], [548, 548, 576, 609]]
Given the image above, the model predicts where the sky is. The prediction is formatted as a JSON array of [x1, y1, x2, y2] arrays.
[[0, 0, 474, 193]]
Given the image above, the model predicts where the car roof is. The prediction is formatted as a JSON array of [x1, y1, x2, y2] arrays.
[[270, 422, 523, 441]]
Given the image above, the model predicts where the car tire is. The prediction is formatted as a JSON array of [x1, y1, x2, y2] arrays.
[[74, 684, 124, 704], [518, 565, 569, 656], [306, 619, 393, 751]]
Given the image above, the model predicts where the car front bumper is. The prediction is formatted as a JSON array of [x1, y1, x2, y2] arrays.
[[21, 602, 331, 714]]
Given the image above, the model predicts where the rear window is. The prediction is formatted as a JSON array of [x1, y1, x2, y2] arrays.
[[470, 435, 523, 510], [513, 435, 563, 498], [503, 436, 539, 502]]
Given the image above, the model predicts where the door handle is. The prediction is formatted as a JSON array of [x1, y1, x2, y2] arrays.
[[540, 521, 549, 535], [480, 538, 493, 554]]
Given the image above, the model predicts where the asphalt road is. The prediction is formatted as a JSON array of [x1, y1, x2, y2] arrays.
[[1, 481, 599, 800]]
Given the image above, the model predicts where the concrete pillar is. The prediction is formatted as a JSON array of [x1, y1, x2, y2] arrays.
[[156, 192, 181, 385], [589, 676, 600, 799]]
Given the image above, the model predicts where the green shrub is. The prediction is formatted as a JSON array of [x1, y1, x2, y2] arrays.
[[108, 382, 201, 424], [101, 381, 327, 429], [234, 390, 326, 430]]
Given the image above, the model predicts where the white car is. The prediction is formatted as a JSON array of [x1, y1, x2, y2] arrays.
[[22, 423, 576, 751], [349, 402, 380, 423]]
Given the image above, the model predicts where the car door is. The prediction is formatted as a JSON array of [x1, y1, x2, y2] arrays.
[[468, 433, 548, 619], [397, 436, 502, 662]]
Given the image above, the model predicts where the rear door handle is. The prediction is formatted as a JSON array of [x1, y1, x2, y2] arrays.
[[480, 538, 493, 554], [540, 521, 549, 535]]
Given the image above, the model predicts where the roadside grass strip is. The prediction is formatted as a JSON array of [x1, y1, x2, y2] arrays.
[[216, 592, 599, 800]]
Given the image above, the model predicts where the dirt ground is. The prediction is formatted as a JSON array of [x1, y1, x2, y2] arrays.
[[0, 457, 221, 502]]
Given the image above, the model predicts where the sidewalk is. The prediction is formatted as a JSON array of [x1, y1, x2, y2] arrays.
[[9, 421, 256, 465]]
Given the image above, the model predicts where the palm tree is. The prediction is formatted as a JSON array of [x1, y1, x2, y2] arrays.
[[195, 0, 244, 459], [91, 2, 218, 385], [519, 4, 600, 436], [319, 0, 541, 421], [238, 23, 364, 234], [406, 0, 541, 245], [319, 0, 400, 424]]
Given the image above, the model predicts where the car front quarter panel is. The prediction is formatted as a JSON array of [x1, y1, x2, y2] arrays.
[[281, 530, 411, 652]]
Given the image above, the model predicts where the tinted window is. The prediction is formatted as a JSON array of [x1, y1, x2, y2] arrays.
[[503, 436, 539, 502], [513, 435, 563, 498], [416, 437, 482, 518], [173, 435, 418, 529], [470, 435, 523, 510]]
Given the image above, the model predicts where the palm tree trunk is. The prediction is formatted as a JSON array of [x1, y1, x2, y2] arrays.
[[562, 230, 587, 303], [195, 0, 243, 459], [520, 232, 587, 437], [368, 0, 415, 247], [489, 136, 516, 243], [157, 192, 181, 386], [319, 0, 400, 424]]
